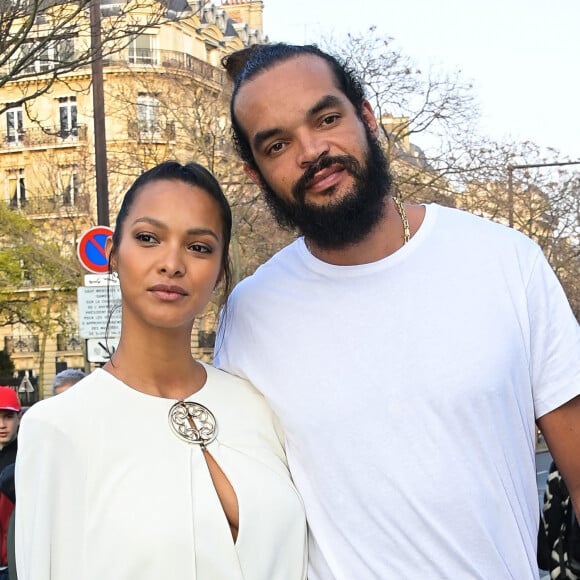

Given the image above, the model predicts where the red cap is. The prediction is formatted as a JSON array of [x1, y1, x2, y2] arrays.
[[0, 387, 21, 412]]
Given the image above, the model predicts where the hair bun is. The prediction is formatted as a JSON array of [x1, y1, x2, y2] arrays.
[[221, 44, 265, 82]]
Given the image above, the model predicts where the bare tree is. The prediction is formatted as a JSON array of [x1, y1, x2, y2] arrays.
[[0, 0, 200, 115], [102, 64, 295, 286], [326, 28, 481, 201], [455, 140, 580, 318]]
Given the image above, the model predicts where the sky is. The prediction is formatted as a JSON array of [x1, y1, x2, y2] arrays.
[[260, 0, 580, 161]]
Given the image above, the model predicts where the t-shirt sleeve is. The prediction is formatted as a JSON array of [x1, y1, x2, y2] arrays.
[[15, 410, 86, 580], [527, 249, 580, 418]]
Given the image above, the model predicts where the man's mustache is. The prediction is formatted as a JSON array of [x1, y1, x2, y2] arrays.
[[292, 154, 363, 202]]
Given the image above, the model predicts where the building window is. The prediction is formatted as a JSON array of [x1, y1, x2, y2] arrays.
[[198, 330, 216, 348], [20, 38, 75, 74], [129, 34, 156, 65], [56, 37, 75, 62], [8, 169, 26, 209], [58, 166, 79, 206], [59, 97, 78, 138], [6, 108, 24, 144], [137, 94, 160, 137]]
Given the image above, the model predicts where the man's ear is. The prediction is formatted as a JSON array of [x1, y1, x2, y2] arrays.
[[361, 100, 379, 138], [106, 236, 116, 271], [243, 163, 263, 187]]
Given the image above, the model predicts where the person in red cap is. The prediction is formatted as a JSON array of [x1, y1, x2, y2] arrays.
[[0, 388, 20, 476], [0, 387, 20, 580]]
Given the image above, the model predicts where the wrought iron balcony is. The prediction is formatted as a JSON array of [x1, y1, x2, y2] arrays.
[[17, 192, 91, 215], [104, 49, 226, 84], [56, 333, 82, 352], [4, 335, 40, 353], [127, 120, 176, 142], [0, 124, 88, 151]]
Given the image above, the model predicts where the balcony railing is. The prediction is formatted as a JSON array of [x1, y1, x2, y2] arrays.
[[0, 124, 88, 150], [4, 335, 40, 354], [104, 49, 226, 84], [56, 333, 82, 352], [127, 120, 176, 142], [1, 48, 225, 85], [7, 193, 90, 216]]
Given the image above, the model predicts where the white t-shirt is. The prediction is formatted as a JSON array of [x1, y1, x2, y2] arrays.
[[15, 364, 307, 580], [215, 204, 580, 580]]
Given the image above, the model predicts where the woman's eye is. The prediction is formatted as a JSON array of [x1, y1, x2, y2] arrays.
[[136, 232, 157, 243], [190, 243, 211, 254]]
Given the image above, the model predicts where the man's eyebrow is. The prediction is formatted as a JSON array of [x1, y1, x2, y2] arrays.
[[307, 94, 343, 117], [252, 94, 345, 151], [253, 127, 282, 152]]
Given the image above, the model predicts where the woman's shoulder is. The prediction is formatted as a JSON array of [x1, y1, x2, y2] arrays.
[[21, 369, 109, 432]]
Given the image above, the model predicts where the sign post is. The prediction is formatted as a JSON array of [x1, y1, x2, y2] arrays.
[[76, 226, 118, 367]]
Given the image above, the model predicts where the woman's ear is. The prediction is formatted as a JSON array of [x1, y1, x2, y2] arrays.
[[106, 236, 117, 272], [214, 270, 224, 290]]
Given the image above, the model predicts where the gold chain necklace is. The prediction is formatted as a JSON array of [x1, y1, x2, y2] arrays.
[[392, 196, 410, 245]]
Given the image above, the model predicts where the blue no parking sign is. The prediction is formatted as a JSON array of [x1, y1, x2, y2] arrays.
[[77, 226, 114, 273]]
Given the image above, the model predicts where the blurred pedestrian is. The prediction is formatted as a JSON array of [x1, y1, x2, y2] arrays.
[[538, 461, 580, 579], [0, 388, 20, 580], [51, 369, 86, 396]]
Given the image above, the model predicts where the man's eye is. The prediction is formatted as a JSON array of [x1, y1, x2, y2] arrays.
[[321, 114, 339, 126], [267, 142, 285, 155]]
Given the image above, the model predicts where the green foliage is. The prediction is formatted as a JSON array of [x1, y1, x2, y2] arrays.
[[0, 350, 15, 377]]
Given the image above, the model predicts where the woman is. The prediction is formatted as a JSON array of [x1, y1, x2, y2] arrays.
[[15, 161, 307, 580]]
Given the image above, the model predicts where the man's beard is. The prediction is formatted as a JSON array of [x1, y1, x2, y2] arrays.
[[259, 127, 392, 250]]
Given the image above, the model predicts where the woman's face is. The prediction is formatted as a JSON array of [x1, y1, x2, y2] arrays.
[[109, 178, 225, 333]]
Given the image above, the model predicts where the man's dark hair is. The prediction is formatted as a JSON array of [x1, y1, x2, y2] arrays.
[[221, 43, 367, 170]]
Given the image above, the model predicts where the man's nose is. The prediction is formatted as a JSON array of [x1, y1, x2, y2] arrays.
[[297, 133, 330, 168]]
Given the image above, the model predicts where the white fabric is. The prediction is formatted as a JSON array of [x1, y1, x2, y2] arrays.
[[215, 204, 580, 580], [15, 364, 307, 580]]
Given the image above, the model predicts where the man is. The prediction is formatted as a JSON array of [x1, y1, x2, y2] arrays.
[[51, 369, 86, 396], [0, 388, 20, 580], [0, 389, 20, 477], [215, 43, 580, 579]]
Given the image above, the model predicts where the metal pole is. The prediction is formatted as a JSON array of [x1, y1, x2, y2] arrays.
[[89, 0, 109, 226], [507, 160, 580, 228]]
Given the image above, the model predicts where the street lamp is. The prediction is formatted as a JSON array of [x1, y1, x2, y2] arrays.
[[507, 160, 580, 228]]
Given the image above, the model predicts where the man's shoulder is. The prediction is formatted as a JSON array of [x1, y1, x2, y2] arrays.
[[231, 239, 302, 293], [431, 204, 542, 253]]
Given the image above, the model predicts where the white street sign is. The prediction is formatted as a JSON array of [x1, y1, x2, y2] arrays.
[[77, 286, 122, 339], [86, 337, 120, 363], [84, 273, 119, 286]]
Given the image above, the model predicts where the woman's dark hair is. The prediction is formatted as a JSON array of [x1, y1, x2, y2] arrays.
[[108, 160, 233, 304], [221, 43, 367, 171]]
